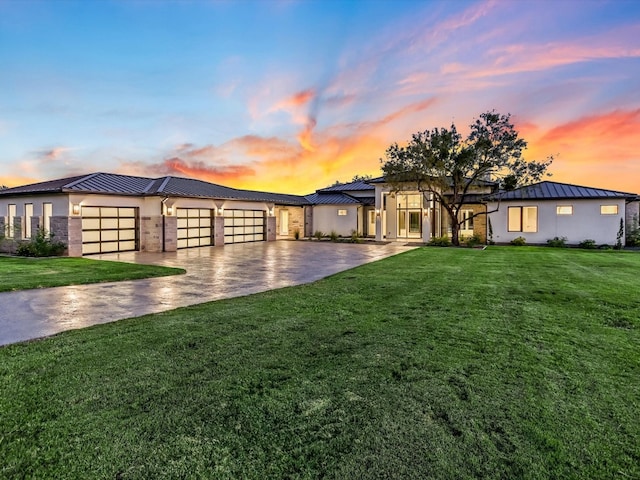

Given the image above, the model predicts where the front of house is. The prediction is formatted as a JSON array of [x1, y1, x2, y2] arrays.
[[1, 173, 638, 256]]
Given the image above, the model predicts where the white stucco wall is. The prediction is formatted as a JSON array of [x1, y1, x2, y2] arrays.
[[488, 198, 627, 245], [312, 205, 359, 236]]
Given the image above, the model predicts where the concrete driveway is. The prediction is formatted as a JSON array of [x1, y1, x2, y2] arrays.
[[0, 241, 414, 346]]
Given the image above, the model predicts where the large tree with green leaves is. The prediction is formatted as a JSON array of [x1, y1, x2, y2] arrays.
[[381, 111, 552, 245]]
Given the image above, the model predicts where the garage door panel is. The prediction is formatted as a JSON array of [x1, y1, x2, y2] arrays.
[[81, 206, 139, 254], [176, 208, 213, 249], [223, 209, 265, 244]]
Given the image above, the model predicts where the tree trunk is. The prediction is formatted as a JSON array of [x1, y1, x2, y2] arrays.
[[451, 219, 460, 246]]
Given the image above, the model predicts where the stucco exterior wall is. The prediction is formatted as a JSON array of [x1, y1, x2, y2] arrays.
[[312, 205, 359, 237], [487, 198, 627, 245]]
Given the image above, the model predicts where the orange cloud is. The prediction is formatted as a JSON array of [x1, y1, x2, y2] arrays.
[[161, 157, 256, 183], [523, 109, 640, 193]]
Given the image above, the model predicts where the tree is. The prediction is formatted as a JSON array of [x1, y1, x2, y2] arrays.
[[381, 111, 552, 246], [351, 174, 372, 182]]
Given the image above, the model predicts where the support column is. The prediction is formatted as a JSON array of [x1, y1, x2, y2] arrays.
[[50, 216, 82, 257], [140, 216, 163, 252], [422, 213, 431, 243], [214, 216, 225, 246], [163, 216, 177, 252], [266, 215, 276, 241]]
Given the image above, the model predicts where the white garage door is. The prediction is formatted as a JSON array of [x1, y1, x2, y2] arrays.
[[177, 208, 214, 249], [81, 206, 138, 255], [224, 209, 265, 244]]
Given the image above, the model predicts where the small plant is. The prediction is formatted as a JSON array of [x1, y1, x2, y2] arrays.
[[547, 236, 567, 248], [16, 228, 66, 257], [614, 218, 624, 250], [329, 230, 339, 242], [598, 244, 612, 250], [349, 229, 361, 243], [464, 232, 483, 247], [578, 239, 597, 249], [510, 236, 526, 246], [293, 228, 300, 240], [428, 235, 451, 247], [313, 230, 324, 240]]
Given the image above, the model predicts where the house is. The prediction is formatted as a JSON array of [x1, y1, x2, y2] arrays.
[[0, 172, 310, 256], [486, 181, 640, 245], [1, 173, 638, 256]]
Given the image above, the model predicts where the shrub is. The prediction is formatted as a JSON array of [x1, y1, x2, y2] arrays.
[[510, 236, 526, 246], [313, 230, 324, 240], [615, 218, 624, 250], [349, 229, 361, 243], [547, 236, 567, 248], [578, 239, 597, 249], [293, 229, 300, 240], [329, 230, 339, 242], [626, 214, 640, 246], [428, 235, 451, 247], [16, 228, 66, 257], [464, 232, 483, 247], [598, 244, 612, 250]]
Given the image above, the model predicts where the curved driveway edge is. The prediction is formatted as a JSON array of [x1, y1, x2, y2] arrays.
[[0, 241, 414, 346]]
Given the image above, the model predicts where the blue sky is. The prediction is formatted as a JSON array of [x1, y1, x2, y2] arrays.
[[1, 0, 639, 193]]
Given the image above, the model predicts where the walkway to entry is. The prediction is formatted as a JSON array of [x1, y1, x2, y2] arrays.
[[0, 241, 414, 346]]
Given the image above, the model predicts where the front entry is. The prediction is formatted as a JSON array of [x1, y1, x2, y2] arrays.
[[367, 209, 376, 237], [398, 209, 421, 238], [279, 210, 289, 235]]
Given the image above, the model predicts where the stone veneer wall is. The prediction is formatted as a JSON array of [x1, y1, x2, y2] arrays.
[[266, 216, 276, 241], [214, 216, 225, 246], [439, 204, 487, 242], [163, 216, 177, 252], [626, 201, 639, 233], [140, 216, 163, 252], [50, 216, 83, 257], [304, 206, 313, 237]]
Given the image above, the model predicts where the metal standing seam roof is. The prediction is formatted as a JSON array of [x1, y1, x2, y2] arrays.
[[304, 192, 363, 205], [317, 180, 375, 192], [0, 172, 310, 206], [486, 181, 638, 201]]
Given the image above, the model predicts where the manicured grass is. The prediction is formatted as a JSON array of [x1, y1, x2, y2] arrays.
[[0, 256, 185, 291], [1, 247, 638, 479]]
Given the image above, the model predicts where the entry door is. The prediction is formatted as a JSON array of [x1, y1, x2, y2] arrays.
[[280, 210, 289, 235], [409, 210, 421, 237], [368, 210, 376, 237]]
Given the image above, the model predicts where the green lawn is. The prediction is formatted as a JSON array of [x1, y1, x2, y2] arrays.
[[1, 247, 638, 479], [0, 256, 185, 291]]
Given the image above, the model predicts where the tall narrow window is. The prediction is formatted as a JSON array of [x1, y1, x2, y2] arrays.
[[508, 207, 521, 232], [24, 203, 33, 238], [460, 209, 475, 231], [43, 202, 53, 233], [7, 204, 16, 238]]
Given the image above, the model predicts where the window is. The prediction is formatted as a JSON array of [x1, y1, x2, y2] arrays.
[[7, 204, 16, 238], [43, 202, 52, 233], [460, 209, 475, 230], [337, 209, 347, 216], [508, 206, 537, 232], [24, 203, 33, 238], [600, 205, 618, 215], [556, 205, 573, 215]]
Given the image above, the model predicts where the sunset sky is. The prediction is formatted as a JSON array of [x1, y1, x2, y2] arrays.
[[1, 0, 639, 194]]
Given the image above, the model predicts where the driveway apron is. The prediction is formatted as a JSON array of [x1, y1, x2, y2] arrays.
[[0, 241, 414, 346]]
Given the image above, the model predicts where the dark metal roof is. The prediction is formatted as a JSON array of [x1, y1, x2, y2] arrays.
[[304, 192, 362, 205], [318, 180, 375, 192], [486, 181, 638, 201], [0, 174, 87, 195], [0, 172, 309, 205]]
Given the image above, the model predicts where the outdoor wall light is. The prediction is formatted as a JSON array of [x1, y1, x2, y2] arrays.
[[269, 208, 274, 216], [218, 207, 224, 216], [166, 206, 173, 216], [72, 204, 80, 215], [375, 209, 381, 217]]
